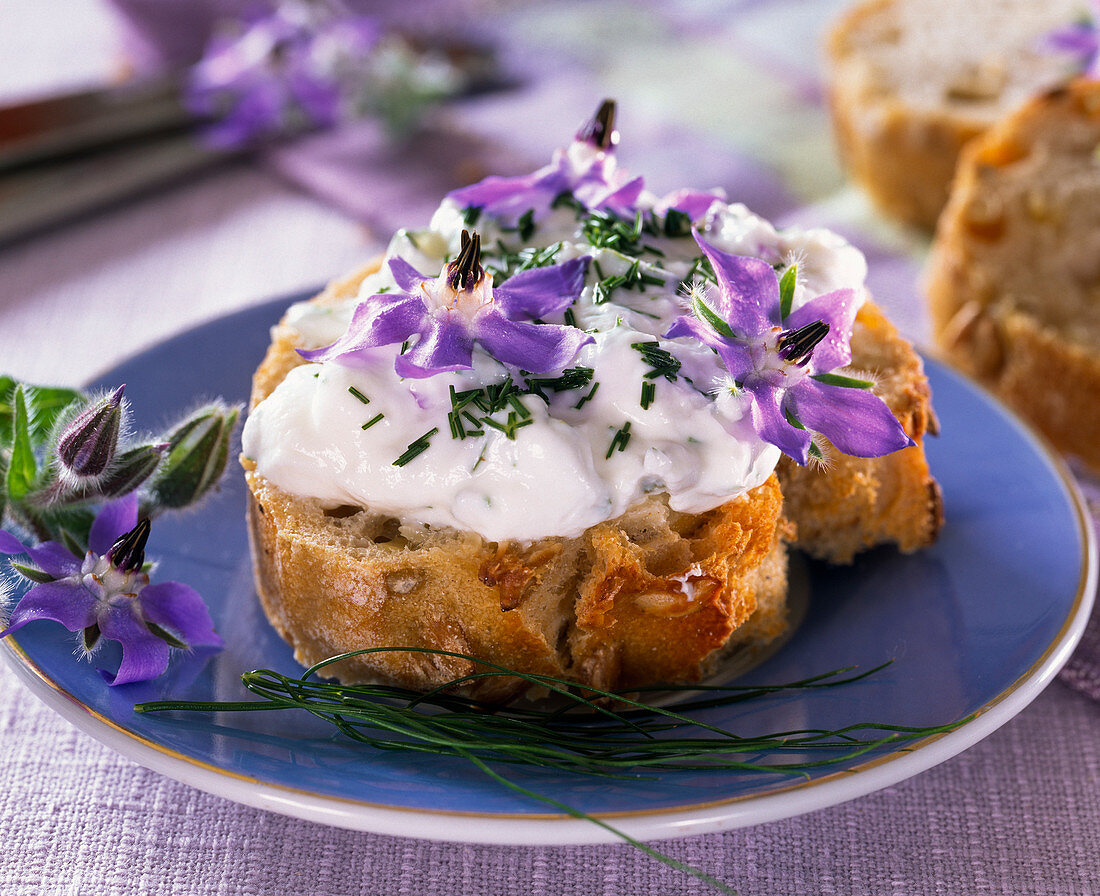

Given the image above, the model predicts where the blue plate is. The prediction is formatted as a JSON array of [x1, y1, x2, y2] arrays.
[[2, 296, 1095, 844]]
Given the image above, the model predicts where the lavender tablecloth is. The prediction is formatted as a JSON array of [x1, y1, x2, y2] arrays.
[[3, 1, 1100, 893]]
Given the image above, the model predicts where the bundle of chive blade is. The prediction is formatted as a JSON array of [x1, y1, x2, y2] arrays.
[[137, 647, 966, 776]]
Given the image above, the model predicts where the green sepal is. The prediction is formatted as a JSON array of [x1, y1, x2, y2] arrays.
[[691, 293, 735, 338], [94, 443, 165, 498], [10, 561, 55, 584], [0, 375, 16, 446], [147, 621, 188, 650], [808, 441, 824, 461], [778, 264, 797, 321], [147, 403, 240, 510], [0, 448, 8, 525], [6, 386, 39, 502], [783, 405, 808, 431], [811, 372, 875, 390]]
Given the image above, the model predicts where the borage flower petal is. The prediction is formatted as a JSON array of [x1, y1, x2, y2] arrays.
[[492, 257, 591, 319], [301, 231, 592, 379], [792, 378, 914, 459], [693, 236, 780, 335], [98, 608, 172, 686], [88, 491, 138, 555], [1, 579, 97, 636], [0, 532, 79, 580], [745, 380, 815, 463]]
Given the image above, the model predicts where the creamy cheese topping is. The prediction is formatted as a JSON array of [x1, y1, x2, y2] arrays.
[[243, 194, 868, 543]]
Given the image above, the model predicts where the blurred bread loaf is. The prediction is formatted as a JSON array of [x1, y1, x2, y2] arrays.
[[826, 0, 1088, 229], [925, 79, 1100, 470]]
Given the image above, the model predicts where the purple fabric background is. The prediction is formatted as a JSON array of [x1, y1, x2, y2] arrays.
[[2, 1, 1100, 893]]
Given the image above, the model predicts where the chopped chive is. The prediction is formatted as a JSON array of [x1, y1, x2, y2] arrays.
[[574, 382, 600, 409], [393, 427, 438, 467], [348, 386, 371, 405], [663, 208, 693, 238], [632, 341, 682, 382], [640, 380, 656, 410], [361, 413, 384, 430], [563, 307, 577, 328], [462, 205, 482, 227], [605, 421, 632, 459]]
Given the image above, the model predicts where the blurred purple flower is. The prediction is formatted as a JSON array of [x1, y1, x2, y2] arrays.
[[1044, 5, 1100, 78], [301, 230, 592, 378], [655, 188, 728, 222], [187, 3, 379, 147], [0, 494, 222, 685], [448, 99, 644, 224], [666, 233, 914, 465]]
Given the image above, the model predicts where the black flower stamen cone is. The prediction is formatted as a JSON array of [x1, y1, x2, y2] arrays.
[[107, 518, 151, 572], [779, 320, 830, 365], [448, 230, 484, 291], [577, 99, 617, 149]]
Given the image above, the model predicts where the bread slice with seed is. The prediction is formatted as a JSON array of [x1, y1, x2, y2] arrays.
[[926, 79, 1100, 471], [242, 258, 940, 697], [825, 0, 1086, 230]]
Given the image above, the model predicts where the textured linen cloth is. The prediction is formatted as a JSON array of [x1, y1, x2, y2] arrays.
[[2, 2, 1100, 894]]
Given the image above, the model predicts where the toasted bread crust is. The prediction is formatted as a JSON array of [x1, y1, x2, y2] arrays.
[[926, 81, 1100, 471], [246, 466, 787, 700]]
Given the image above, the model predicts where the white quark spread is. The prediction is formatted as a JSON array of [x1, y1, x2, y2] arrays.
[[243, 193, 869, 543]]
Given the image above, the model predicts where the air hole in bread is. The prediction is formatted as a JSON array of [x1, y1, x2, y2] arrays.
[[371, 517, 402, 544], [323, 504, 362, 519]]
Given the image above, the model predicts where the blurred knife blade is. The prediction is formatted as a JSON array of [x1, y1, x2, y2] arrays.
[[0, 73, 192, 173]]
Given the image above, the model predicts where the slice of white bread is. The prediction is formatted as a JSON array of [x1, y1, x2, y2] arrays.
[[926, 79, 1100, 471], [826, 0, 1086, 229], [242, 261, 941, 697]]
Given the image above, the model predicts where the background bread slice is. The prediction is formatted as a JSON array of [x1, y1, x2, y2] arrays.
[[826, 0, 1085, 230], [926, 79, 1100, 471]]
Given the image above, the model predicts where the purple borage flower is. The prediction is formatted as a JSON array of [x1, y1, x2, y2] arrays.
[[301, 230, 593, 378], [187, 3, 379, 147], [0, 494, 222, 685], [447, 99, 644, 223], [1044, 4, 1100, 79], [666, 234, 914, 466]]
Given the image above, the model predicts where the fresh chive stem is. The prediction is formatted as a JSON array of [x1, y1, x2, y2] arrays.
[[137, 648, 970, 895]]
